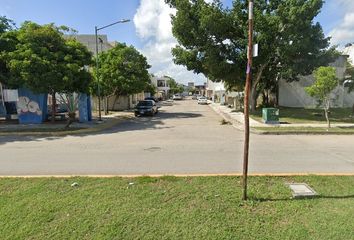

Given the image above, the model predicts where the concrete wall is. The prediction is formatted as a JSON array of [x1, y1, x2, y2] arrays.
[[92, 92, 146, 111], [279, 56, 354, 108], [66, 34, 115, 56]]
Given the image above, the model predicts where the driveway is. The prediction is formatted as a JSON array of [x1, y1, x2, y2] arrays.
[[0, 99, 354, 176]]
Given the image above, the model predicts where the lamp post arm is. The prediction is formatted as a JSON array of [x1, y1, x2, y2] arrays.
[[96, 19, 130, 31]]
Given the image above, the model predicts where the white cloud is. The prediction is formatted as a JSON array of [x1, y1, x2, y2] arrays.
[[328, 1, 354, 46], [134, 0, 207, 85], [336, 0, 354, 9]]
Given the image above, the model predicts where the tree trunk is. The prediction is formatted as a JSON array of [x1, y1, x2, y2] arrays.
[[65, 112, 76, 128], [112, 94, 119, 111], [324, 108, 330, 129], [51, 91, 56, 123], [275, 82, 279, 107], [105, 96, 109, 115], [250, 63, 268, 112], [250, 84, 258, 112], [324, 100, 331, 129]]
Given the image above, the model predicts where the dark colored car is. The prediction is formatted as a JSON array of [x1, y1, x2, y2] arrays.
[[134, 100, 158, 116]]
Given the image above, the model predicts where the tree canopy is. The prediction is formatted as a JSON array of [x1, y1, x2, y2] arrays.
[[1, 20, 93, 121], [305, 66, 338, 128], [165, 0, 337, 109], [3, 21, 93, 94], [95, 43, 151, 97], [0, 16, 15, 84], [165, 76, 184, 94]]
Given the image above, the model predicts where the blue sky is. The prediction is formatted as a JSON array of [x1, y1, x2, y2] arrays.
[[1, 0, 353, 84]]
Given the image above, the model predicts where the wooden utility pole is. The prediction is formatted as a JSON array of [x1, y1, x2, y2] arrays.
[[242, 0, 254, 201]]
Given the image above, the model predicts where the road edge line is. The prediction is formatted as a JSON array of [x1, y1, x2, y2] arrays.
[[1, 173, 354, 178]]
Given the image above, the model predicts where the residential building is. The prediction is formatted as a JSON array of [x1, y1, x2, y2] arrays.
[[206, 78, 227, 104], [151, 76, 170, 99], [188, 82, 195, 89], [194, 83, 207, 96]]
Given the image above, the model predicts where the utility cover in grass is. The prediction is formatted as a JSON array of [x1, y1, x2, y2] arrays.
[[288, 183, 317, 198]]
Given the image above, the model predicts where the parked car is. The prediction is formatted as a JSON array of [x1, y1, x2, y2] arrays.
[[197, 97, 208, 105], [144, 97, 158, 102], [134, 100, 158, 116], [173, 94, 183, 100]]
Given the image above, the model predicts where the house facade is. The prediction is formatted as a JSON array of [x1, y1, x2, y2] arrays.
[[151, 76, 170, 99], [206, 78, 227, 104], [194, 83, 207, 96]]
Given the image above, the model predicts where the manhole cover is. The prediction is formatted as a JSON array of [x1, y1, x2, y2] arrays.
[[144, 147, 162, 152], [287, 183, 317, 198]]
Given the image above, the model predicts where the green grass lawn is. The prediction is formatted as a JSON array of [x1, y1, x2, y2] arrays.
[[1, 176, 354, 239], [251, 107, 354, 124], [253, 126, 354, 134]]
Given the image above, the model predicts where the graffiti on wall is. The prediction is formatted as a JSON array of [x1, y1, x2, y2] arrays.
[[17, 96, 42, 116]]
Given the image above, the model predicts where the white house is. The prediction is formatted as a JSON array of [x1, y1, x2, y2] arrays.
[[206, 78, 226, 104], [151, 76, 171, 99]]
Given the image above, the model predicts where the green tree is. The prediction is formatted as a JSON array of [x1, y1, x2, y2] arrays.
[[305, 66, 338, 129], [343, 59, 354, 114], [166, 76, 184, 95], [165, 0, 337, 111], [145, 82, 157, 96], [94, 43, 151, 111], [0, 16, 16, 84], [3, 21, 93, 122]]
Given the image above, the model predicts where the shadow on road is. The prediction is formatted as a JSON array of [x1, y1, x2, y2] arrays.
[[102, 110, 203, 134], [0, 108, 203, 145], [0, 135, 62, 146]]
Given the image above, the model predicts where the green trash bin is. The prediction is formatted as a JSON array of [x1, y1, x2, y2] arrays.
[[262, 108, 279, 124]]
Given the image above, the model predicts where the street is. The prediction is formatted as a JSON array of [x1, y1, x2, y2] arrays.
[[1, 99, 354, 176]]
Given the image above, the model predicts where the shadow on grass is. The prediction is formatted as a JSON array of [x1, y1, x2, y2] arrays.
[[253, 194, 354, 202]]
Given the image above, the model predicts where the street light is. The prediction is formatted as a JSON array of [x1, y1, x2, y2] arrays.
[[95, 19, 130, 121]]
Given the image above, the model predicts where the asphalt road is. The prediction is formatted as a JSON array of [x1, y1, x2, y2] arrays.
[[1, 99, 354, 176]]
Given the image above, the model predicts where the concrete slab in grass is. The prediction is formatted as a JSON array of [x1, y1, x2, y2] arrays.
[[287, 183, 317, 198]]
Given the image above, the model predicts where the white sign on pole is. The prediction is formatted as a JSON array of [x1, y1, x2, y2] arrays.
[[253, 43, 259, 57], [247, 44, 259, 59]]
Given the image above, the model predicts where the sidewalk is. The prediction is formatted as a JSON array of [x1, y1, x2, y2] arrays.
[[209, 102, 265, 130], [209, 102, 354, 129], [0, 111, 133, 134]]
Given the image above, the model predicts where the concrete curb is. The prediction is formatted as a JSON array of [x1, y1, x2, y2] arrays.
[[1, 173, 354, 178], [0, 116, 132, 137], [209, 103, 354, 135], [253, 129, 354, 135]]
